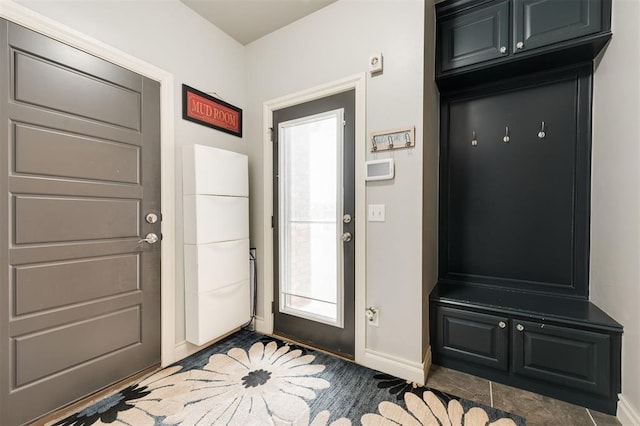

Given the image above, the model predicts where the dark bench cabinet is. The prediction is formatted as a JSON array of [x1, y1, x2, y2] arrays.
[[436, 0, 612, 90], [430, 286, 622, 414], [431, 0, 622, 415]]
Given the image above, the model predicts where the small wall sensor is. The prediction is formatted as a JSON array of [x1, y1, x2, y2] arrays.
[[369, 52, 383, 74], [365, 158, 394, 181]]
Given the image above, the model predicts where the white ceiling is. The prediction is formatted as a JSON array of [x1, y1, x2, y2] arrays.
[[180, 0, 337, 45]]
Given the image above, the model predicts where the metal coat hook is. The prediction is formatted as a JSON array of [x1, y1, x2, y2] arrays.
[[405, 132, 411, 147], [471, 131, 478, 147], [503, 126, 510, 143], [538, 121, 546, 139], [388, 135, 394, 149], [371, 137, 378, 151]]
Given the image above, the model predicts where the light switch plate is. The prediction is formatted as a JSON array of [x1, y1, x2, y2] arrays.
[[368, 204, 385, 222]]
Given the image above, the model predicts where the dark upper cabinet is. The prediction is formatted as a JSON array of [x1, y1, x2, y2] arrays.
[[439, 0, 510, 72], [435, 0, 611, 90], [513, 0, 602, 53]]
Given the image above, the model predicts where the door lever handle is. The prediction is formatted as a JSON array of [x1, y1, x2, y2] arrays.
[[138, 233, 159, 244]]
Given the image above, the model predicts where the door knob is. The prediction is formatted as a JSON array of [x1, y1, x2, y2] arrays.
[[138, 233, 159, 244], [516, 324, 525, 332], [498, 321, 506, 329], [341, 232, 352, 242], [516, 41, 524, 49], [343, 214, 352, 224]]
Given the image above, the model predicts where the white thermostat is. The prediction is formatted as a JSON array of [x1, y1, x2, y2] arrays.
[[365, 158, 394, 181]]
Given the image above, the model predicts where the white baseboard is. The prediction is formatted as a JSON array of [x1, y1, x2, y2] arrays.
[[361, 348, 427, 385], [173, 340, 196, 362], [254, 316, 271, 335], [618, 394, 640, 426]]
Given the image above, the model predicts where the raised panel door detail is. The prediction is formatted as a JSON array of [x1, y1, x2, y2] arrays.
[[14, 307, 141, 387], [14, 123, 140, 184], [439, 1, 510, 72], [514, 0, 602, 53], [13, 52, 141, 130], [512, 320, 610, 396], [14, 254, 139, 315], [14, 196, 139, 244], [436, 306, 509, 370]]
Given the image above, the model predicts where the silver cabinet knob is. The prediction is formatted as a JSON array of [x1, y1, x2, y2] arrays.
[[516, 41, 524, 49], [516, 324, 525, 332], [498, 321, 506, 329], [499, 46, 507, 54], [138, 232, 159, 244], [341, 232, 352, 242], [343, 214, 352, 224]]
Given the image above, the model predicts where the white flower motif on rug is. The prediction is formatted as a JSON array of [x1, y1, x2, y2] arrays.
[[361, 391, 518, 426], [163, 341, 331, 425], [51, 366, 187, 426]]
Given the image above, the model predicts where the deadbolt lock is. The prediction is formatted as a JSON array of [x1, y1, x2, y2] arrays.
[[145, 213, 159, 224]]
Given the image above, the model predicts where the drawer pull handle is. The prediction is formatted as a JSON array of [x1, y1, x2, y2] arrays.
[[516, 324, 525, 332], [498, 321, 506, 329]]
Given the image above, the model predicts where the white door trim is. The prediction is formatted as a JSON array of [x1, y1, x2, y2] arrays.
[[259, 74, 367, 363], [0, 0, 178, 367]]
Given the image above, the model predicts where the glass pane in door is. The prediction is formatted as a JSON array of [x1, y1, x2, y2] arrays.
[[278, 109, 344, 327]]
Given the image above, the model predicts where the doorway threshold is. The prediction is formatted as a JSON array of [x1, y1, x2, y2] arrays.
[[271, 332, 355, 362]]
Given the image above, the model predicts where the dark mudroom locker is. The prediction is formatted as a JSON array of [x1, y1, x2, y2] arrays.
[[430, 0, 622, 416]]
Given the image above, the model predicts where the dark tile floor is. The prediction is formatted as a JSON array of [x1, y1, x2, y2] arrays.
[[426, 365, 621, 426]]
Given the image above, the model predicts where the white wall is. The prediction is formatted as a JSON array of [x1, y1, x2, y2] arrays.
[[592, 0, 640, 422], [246, 0, 426, 364], [14, 0, 246, 352]]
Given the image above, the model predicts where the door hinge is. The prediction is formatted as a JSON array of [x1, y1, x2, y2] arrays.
[[269, 127, 274, 142], [271, 215, 274, 228], [343, 120, 346, 127], [271, 300, 275, 314]]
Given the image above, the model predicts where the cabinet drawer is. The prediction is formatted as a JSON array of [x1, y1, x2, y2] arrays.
[[513, 0, 602, 53], [512, 320, 610, 396], [436, 306, 509, 370], [438, 0, 510, 72]]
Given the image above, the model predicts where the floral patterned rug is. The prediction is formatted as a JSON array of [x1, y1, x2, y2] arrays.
[[50, 330, 525, 425]]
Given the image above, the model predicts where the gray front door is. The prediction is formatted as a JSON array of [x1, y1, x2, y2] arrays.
[[273, 90, 355, 358], [0, 21, 161, 425]]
